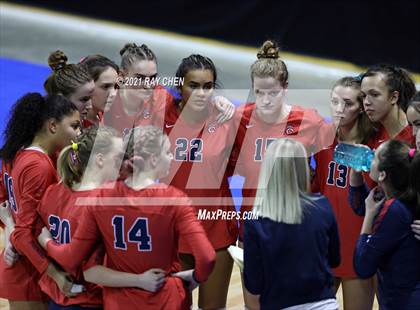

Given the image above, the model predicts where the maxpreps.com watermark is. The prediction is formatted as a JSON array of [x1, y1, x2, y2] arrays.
[[76, 197, 258, 221], [197, 209, 258, 221]]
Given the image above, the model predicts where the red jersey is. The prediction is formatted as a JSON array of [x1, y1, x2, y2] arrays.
[[230, 103, 333, 238], [312, 138, 364, 278], [363, 124, 415, 189], [0, 148, 58, 301], [104, 85, 172, 136], [45, 182, 215, 310], [162, 102, 239, 252], [37, 183, 103, 307], [98, 111, 104, 124], [135, 85, 175, 130], [82, 111, 105, 129]]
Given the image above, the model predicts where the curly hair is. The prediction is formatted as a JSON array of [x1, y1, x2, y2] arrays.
[[0, 93, 77, 164]]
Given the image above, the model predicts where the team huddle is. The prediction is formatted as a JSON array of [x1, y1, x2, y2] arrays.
[[0, 40, 419, 310]]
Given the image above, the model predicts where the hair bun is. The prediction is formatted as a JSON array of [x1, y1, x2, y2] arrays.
[[48, 50, 68, 72], [257, 40, 280, 59], [120, 43, 138, 56]]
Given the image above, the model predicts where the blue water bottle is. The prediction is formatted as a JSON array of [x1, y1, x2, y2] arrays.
[[333, 143, 374, 172]]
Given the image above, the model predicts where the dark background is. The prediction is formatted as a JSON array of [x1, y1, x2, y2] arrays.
[[7, 0, 420, 72]]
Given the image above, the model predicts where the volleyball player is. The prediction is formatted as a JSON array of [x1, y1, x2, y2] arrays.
[[44, 50, 95, 126], [0, 93, 81, 310], [312, 77, 376, 310], [162, 54, 240, 310], [229, 40, 334, 309], [38, 125, 216, 310]]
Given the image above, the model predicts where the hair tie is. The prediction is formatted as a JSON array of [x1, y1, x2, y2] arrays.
[[408, 148, 416, 160], [55, 63, 65, 71], [79, 56, 87, 63], [69, 141, 80, 165], [70, 150, 78, 165], [257, 52, 278, 59], [71, 141, 78, 152]]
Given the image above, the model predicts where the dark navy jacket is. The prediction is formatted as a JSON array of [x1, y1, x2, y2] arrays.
[[243, 194, 340, 309], [354, 197, 420, 310]]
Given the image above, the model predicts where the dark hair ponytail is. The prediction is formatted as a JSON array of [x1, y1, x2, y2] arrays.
[[407, 91, 420, 114], [363, 64, 416, 112], [378, 140, 418, 218], [80, 55, 119, 81], [175, 54, 218, 88], [120, 43, 157, 71], [0, 93, 78, 164]]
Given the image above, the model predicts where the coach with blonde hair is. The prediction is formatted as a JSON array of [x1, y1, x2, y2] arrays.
[[243, 138, 340, 309]]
